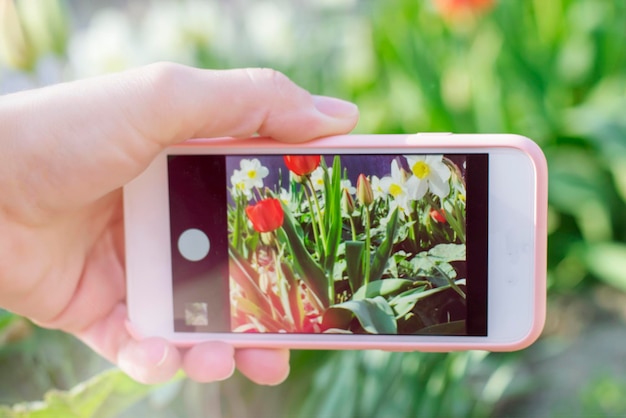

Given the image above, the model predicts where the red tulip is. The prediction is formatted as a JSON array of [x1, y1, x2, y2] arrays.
[[430, 208, 447, 223], [283, 155, 321, 176], [246, 198, 284, 232]]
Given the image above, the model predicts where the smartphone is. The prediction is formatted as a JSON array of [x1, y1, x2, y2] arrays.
[[124, 133, 547, 351]]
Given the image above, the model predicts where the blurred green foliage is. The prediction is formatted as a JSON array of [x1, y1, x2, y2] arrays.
[[1, 0, 626, 416]]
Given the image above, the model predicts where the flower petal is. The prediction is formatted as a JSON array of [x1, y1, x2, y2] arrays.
[[428, 172, 450, 198]]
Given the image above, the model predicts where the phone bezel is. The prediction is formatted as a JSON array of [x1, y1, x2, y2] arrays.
[[124, 134, 547, 351]]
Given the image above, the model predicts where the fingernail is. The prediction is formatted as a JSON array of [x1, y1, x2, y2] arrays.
[[217, 359, 236, 382], [314, 95, 358, 119], [146, 340, 169, 367]]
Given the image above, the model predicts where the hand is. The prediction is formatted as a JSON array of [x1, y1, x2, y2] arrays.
[[0, 63, 359, 384]]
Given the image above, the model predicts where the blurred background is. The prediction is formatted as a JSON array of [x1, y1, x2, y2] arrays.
[[1, 0, 626, 416]]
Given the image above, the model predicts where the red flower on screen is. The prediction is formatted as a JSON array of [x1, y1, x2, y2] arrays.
[[283, 155, 322, 176], [430, 208, 447, 223], [246, 198, 284, 232]]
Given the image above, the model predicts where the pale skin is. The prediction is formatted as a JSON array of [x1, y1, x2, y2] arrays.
[[0, 63, 359, 385]]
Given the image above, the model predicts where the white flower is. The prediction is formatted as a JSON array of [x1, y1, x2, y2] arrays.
[[341, 179, 356, 195], [278, 187, 299, 212], [309, 167, 326, 191], [380, 160, 418, 214], [230, 170, 252, 199], [230, 158, 268, 197], [370, 175, 386, 200], [404, 155, 451, 199], [239, 158, 269, 188]]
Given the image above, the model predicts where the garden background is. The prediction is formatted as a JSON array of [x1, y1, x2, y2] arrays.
[[1, 0, 626, 416]]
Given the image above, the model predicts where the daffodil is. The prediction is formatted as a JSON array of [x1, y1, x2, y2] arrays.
[[230, 170, 253, 199], [380, 160, 418, 214], [309, 167, 326, 191], [230, 158, 269, 198], [404, 155, 451, 199], [341, 178, 356, 195], [370, 175, 386, 201]]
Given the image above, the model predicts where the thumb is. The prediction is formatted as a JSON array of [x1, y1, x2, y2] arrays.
[[0, 63, 359, 214]]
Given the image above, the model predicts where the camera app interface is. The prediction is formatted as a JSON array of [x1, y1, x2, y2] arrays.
[[168, 153, 488, 336]]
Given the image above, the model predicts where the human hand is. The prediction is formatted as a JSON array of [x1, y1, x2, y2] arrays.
[[0, 63, 359, 384]]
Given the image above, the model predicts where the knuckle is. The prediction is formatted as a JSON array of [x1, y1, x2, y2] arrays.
[[141, 62, 190, 106], [245, 68, 293, 97], [134, 62, 193, 143], [143, 62, 189, 90]]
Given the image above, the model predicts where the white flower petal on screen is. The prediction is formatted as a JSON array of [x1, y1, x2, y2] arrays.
[[341, 179, 356, 195], [403, 154, 451, 199], [239, 158, 269, 189], [426, 155, 451, 182], [310, 167, 326, 191], [428, 171, 450, 199], [370, 175, 386, 200]]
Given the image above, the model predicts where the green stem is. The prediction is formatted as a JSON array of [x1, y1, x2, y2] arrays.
[[234, 197, 242, 252], [274, 244, 293, 324], [433, 263, 466, 300], [302, 184, 321, 253], [407, 209, 418, 252], [349, 216, 357, 241], [363, 205, 371, 286], [307, 177, 327, 249]]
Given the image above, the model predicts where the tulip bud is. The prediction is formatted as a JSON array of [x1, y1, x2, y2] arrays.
[[430, 208, 447, 223], [356, 174, 374, 207], [341, 188, 355, 215]]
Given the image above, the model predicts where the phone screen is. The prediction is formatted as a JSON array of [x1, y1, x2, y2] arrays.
[[167, 153, 488, 336]]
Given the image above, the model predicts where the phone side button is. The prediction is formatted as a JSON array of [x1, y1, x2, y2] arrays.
[[406, 132, 452, 145]]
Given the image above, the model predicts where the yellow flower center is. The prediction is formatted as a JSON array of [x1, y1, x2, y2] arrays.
[[247, 170, 257, 179], [411, 161, 430, 179], [389, 183, 402, 197]]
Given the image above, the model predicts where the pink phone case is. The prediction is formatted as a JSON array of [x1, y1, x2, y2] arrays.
[[126, 133, 548, 352]]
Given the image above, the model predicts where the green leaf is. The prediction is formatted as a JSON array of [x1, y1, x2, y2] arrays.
[[0, 368, 177, 418], [390, 279, 466, 319], [323, 156, 343, 277], [284, 263, 305, 330], [427, 243, 466, 262], [352, 278, 422, 300], [345, 241, 365, 293], [280, 204, 330, 307], [235, 298, 288, 332], [228, 246, 273, 314], [369, 208, 399, 282], [323, 296, 397, 334], [390, 286, 432, 318]]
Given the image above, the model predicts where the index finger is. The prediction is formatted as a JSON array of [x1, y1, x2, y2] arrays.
[[0, 64, 359, 216]]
